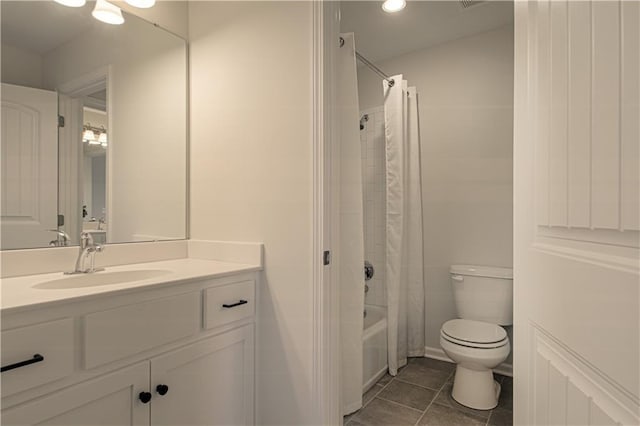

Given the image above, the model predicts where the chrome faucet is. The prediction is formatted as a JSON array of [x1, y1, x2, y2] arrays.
[[66, 231, 105, 274], [48, 229, 70, 247]]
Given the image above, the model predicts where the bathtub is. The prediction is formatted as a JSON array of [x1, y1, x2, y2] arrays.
[[362, 305, 388, 393]]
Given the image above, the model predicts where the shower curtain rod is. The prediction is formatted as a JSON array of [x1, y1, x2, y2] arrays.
[[340, 37, 395, 87]]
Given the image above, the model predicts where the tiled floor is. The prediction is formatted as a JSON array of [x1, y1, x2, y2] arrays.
[[344, 358, 513, 426]]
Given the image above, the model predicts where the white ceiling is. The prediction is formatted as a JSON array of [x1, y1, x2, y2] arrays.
[[340, 0, 514, 62], [1, 1, 96, 55]]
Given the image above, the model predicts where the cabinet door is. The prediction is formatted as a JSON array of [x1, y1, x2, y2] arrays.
[[1, 362, 150, 426], [150, 325, 254, 426]]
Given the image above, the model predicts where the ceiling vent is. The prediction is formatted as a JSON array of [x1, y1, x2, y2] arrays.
[[460, 0, 485, 9]]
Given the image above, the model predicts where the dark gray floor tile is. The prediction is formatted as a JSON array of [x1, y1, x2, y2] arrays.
[[377, 379, 437, 411], [418, 402, 486, 426], [363, 384, 384, 406], [378, 373, 393, 386], [397, 363, 451, 390], [432, 383, 491, 420], [410, 357, 456, 373], [501, 376, 513, 386], [488, 408, 513, 426], [497, 377, 513, 411], [352, 398, 423, 426]]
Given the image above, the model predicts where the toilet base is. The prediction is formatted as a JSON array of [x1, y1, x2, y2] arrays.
[[451, 365, 501, 410]]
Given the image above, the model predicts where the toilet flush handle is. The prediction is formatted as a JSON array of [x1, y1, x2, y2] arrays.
[[451, 275, 464, 282]]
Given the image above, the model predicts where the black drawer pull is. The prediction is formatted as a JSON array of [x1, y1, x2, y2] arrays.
[[1, 354, 44, 373], [156, 384, 169, 395], [139, 392, 152, 404], [222, 300, 248, 308]]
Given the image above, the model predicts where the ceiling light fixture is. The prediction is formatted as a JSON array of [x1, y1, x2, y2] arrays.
[[92, 0, 125, 25], [124, 0, 156, 8], [382, 0, 406, 13], [54, 0, 86, 7]]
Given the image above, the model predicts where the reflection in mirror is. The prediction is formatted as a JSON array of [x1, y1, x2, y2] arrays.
[[1, 1, 187, 250], [82, 102, 108, 244]]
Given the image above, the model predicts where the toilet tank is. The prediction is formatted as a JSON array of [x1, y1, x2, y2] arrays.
[[450, 265, 513, 325]]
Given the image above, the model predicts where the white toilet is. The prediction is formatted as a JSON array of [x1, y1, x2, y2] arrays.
[[440, 264, 513, 410]]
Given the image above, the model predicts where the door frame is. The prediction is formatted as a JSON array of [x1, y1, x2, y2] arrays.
[[311, 1, 342, 424]]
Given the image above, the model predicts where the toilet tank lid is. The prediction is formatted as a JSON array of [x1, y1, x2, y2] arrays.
[[450, 265, 513, 279]]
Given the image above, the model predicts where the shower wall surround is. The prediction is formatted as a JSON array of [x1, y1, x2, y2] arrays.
[[357, 25, 514, 366], [360, 106, 387, 307]]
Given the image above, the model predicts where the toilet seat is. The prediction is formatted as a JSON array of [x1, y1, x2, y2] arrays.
[[441, 319, 508, 349]]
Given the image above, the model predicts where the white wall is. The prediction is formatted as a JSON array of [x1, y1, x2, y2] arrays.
[[1, 43, 44, 89], [188, 2, 315, 424], [357, 26, 514, 357], [91, 156, 106, 220]]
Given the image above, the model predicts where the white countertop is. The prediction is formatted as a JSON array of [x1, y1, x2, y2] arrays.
[[1, 258, 261, 313]]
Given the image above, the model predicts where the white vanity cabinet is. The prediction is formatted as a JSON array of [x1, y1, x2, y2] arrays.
[[151, 325, 254, 426], [2, 362, 151, 425], [0, 272, 257, 426]]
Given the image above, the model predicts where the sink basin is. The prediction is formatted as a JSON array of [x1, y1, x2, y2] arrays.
[[34, 270, 172, 290]]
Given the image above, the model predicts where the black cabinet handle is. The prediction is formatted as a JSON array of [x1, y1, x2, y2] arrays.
[[156, 384, 169, 395], [1, 354, 44, 373], [139, 392, 152, 404], [222, 300, 248, 309]]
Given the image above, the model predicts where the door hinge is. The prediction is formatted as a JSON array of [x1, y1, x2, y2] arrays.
[[58, 115, 65, 128], [323, 250, 331, 266]]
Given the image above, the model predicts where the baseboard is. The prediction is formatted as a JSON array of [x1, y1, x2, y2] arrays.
[[363, 365, 388, 394], [424, 346, 513, 377], [343, 400, 362, 417]]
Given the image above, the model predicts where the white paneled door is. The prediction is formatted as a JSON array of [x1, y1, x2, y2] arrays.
[[515, 1, 639, 425], [1, 83, 58, 249]]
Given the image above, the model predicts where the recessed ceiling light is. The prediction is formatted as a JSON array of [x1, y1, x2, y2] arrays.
[[382, 0, 406, 13], [92, 0, 125, 25], [124, 0, 156, 9], [54, 0, 86, 7]]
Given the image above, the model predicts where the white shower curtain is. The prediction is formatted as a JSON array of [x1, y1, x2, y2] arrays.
[[384, 76, 425, 375], [338, 33, 366, 415]]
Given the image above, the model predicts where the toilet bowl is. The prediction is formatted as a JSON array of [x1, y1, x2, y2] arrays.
[[440, 319, 510, 410], [440, 265, 513, 410]]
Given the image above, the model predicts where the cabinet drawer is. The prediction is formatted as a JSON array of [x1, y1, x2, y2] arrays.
[[203, 280, 255, 330], [1, 318, 74, 397], [84, 292, 199, 369]]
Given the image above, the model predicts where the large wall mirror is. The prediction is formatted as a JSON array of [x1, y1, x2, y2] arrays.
[[1, 1, 187, 250]]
